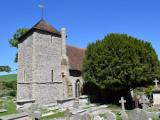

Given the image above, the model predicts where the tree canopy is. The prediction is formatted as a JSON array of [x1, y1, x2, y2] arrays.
[[0, 66, 11, 72], [82, 33, 160, 91], [9, 28, 28, 62]]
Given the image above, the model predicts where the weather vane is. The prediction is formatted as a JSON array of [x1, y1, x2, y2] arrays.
[[38, 4, 45, 19]]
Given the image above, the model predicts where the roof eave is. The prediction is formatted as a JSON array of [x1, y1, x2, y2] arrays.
[[18, 28, 61, 43]]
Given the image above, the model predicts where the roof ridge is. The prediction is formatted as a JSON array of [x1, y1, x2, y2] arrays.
[[32, 19, 61, 35], [67, 44, 85, 50]]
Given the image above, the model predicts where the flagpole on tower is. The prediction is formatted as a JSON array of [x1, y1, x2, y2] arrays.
[[38, 4, 45, 19]]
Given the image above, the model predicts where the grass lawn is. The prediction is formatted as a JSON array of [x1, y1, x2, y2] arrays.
[[40, 111, 64, 120], [107, 104, 121, 113], [0, 96, 17, 116]]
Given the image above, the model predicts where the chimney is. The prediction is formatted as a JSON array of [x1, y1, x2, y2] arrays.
[[61, 27, 66, 57]]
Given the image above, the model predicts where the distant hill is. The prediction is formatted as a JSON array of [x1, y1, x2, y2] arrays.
[[0, 74, 17, 82]]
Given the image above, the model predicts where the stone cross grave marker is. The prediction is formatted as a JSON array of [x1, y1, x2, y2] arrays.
[[154, 78, 159, 88], [119, 97, 128, 120], [119, 97, 126, 112]]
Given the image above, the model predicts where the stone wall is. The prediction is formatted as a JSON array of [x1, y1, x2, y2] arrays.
[[69, 76, 83, 98], [17, 30, 64, 105], [17, 34, 33, 101], [32, 31, 63, 105]]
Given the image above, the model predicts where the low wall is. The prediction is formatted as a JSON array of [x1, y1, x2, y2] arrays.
[[0, 112, 29, 120], [79, 95, 88, 104], [57, 97, 75, 109]]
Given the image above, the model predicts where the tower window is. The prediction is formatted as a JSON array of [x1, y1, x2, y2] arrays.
[[23, 70, 25, 82], [51, 70, 53, 82]]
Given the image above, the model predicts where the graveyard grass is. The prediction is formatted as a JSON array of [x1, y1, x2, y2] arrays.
[[0, 96, 17, 116], [40, 111, 64, 120]]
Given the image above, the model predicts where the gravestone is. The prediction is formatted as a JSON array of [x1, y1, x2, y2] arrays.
[[119, 97, 126, 113], [93, 115, 103, 120], [154, 78, 159, 89], [64, 108, 72, 120], [34, 110, 42, 120], [140, 110, 150, 120], [106, 111, 116, 120], [152, 78, 160, 106], [139, 94, 149, 111], [82, 113, 93, 120], [71, 113, 82, 120], [0, 108, 7, 113], [132, 96, 139, 108], [119, 97, 128, 120], [29, 103, 40, 120], [0, 100, 7, 113], [128, 108, 141, 120], [73, 98, 79, 109], [31, 103, 38, 111]]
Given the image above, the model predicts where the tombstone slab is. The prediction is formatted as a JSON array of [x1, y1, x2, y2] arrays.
[[93, 115, 102, 120], [0, 108, 7, 113], [106, 111, 116, 120]]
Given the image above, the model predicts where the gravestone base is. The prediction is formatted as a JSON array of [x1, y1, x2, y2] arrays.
[[79, 95, 88, 104], [121, 111, 128, 120], [57, 97, 75, 109], [16, 99, 35, 112], [73, 98, 79, 109], [153, 88, 160, 106]]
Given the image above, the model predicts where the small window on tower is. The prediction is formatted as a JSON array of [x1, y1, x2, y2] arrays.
[[51, 70, 54, 82], [23, 70, 25, 82]]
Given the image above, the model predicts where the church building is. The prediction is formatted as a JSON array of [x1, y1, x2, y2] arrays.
[[16, 19, 86, 108]]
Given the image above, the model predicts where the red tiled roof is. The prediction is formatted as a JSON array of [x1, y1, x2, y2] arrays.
[[18, 19, 61, 42], [67, 45, 85, 71], [33, 19, 61, 35]]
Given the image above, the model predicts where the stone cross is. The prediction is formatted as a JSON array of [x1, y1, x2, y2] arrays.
[[154, 78, 159, 88], [119, 97, 126, 112]]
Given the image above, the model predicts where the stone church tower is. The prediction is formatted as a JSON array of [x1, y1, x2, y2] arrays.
[[17, 19, 86, 108]]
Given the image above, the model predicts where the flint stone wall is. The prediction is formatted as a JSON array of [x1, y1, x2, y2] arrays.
[[17, 31, 64, 105]]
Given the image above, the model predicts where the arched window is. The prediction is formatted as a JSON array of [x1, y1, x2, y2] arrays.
[[75, 80, 81, 98]]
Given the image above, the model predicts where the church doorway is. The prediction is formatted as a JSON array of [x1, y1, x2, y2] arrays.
[[75, 79, 81, 98]]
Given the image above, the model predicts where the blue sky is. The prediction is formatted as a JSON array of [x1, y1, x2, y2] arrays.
[[0, 0, 160, 75]]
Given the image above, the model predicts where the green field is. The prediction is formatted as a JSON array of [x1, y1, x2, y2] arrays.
[[0, 74, 17, 82]]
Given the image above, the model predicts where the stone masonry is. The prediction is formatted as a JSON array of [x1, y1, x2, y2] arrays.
[[17, 19, 86, 108]]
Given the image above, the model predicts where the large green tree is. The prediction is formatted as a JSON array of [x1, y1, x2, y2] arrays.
[[0, 66, 11, 72], [9, 28, 28, 62], [82, 33, 160, 94]]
